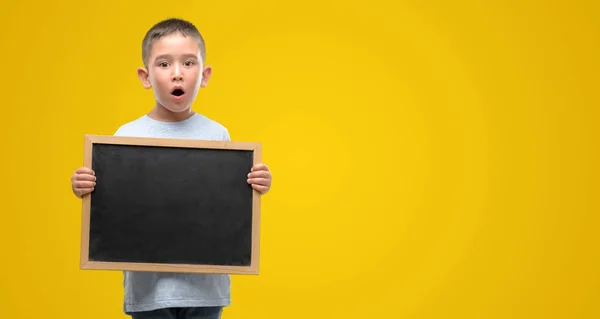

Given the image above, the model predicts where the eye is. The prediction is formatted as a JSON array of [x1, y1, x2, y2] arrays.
[[184, 60, 195, 67], [158, 61, 170, 68]]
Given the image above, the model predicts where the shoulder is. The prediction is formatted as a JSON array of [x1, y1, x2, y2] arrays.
[[194, 113, 231, 141], [113, 115, 149, 137]]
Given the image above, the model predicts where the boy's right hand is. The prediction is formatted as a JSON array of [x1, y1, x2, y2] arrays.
[[71, 167, 96, 198]]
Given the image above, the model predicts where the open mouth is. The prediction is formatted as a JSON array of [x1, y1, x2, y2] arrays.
[[171, 88, 185, 97]]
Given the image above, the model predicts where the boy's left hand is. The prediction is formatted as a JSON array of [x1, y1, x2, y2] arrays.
[[247, 163, 272, 194]]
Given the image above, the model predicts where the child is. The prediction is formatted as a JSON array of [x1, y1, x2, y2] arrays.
[[70, 18, 272, 319]]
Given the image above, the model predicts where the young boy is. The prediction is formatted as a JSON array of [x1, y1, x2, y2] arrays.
[[70, 18, 272, 319]]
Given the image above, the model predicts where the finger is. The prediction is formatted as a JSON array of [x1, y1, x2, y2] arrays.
[[76, 188, 94, 197], [248, 178, 270, 186], [251, 184, 269, 193], [248, 171, 270, 179], [75, 181, 96, 188], [76, 167, 95, 175], [75, 174, 97, 182], [251, 163, 268, 172]]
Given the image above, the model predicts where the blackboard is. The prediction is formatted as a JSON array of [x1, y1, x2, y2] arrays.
[[80, 134, 261, 275]]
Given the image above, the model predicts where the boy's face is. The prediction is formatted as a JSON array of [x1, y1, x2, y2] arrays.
[[137, 33, 211, 113]]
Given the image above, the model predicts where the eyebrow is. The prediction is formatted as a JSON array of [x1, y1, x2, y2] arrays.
[[153, 54, 199, 61]]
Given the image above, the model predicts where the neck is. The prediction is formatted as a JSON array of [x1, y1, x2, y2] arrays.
[[147, 104, 195, 122]]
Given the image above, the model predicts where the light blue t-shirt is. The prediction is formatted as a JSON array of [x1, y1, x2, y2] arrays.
[[113, 113, 232, 313]]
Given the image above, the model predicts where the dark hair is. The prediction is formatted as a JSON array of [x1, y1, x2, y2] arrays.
[[141, 18, 206, 67]]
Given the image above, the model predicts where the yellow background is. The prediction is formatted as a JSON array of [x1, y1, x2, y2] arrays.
[[0, 0, 598, 318]]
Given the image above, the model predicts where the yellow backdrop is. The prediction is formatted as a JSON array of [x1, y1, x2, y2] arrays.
[[0, 1, 598, 318]]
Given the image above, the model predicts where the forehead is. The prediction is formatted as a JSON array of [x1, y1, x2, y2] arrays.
[[149, 33, 201, 60]]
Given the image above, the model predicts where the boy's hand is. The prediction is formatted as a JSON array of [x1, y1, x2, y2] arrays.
[[247, 163, 272, 194], [71, 167, 96, 198]]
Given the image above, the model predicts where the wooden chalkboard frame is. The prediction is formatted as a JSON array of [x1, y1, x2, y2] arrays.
[[80, 134, 261, 275]]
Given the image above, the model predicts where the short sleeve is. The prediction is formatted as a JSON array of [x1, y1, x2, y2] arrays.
[[223, 129, 231, 141]]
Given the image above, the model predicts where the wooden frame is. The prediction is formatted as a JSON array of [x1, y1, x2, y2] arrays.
[[80, 134, 261, 275]]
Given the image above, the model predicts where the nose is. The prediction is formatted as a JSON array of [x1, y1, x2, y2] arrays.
[[171, 64, 183, 81]]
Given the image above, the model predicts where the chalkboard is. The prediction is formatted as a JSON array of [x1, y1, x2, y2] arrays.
[[80, 134, 261, 275]]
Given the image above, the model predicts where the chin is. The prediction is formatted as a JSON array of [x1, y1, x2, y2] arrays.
[[159, 101, 192, 113], [166, 106, 192, 113]]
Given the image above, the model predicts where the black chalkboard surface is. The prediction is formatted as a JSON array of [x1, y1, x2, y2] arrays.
[[80, 134, 261, 275]]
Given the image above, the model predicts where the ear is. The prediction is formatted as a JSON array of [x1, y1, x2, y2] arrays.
[[200, 65, 213, 88], [137, 67, 152, 89]]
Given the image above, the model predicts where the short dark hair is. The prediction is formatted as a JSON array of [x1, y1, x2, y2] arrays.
[[141, 18, 206, 67]]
